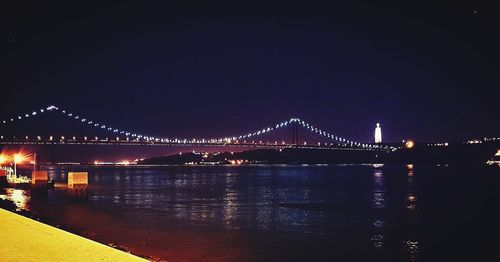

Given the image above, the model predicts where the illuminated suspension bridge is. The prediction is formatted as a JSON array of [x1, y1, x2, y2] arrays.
[[0, 105, 393, 151]]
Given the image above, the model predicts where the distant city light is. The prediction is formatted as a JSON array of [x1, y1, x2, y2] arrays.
[[405, 140, 415, 149]]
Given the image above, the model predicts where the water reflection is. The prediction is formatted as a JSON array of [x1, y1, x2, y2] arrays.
[[407, 194, 417, 210], [371, 234, 384, 248], [0, 188, 30, 211], [406, 164, 418, 211], [405, 240, 419, 262], [372, 169, 385, 209], [371, 165, 385, 249], [404, 165, 419, 261], [222, 174, 239, 226]]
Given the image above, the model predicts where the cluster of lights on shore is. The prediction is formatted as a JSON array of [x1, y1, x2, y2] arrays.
[[1, 105, 382, 148], [0, 153, 27, 165]]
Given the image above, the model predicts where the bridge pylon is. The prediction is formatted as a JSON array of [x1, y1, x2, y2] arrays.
[[292, 121, 299, 147]]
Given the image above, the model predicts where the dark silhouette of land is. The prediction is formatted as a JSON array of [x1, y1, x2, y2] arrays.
[[139, 140, 499, 165]]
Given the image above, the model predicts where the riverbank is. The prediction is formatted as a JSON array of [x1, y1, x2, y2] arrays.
[[0, 207, 148, 262]]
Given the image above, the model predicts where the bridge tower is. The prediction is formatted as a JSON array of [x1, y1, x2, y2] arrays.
[[292, 121, 299, 146]]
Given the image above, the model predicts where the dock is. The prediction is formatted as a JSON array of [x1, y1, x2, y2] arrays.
[[0, 208, 147, 262]]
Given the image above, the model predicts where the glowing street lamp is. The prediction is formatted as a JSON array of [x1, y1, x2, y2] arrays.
[[14, 154, 24, 163], [0, 154, 6, 164], [13, 154, 24, 177]]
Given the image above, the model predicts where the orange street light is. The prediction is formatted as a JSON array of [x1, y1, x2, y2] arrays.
[[405, 140, 415, 149], [14, 154, 24, 164], [13, 153, 25, 177]]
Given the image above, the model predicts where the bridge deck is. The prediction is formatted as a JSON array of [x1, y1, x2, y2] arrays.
[[0, 139, 393, 152]]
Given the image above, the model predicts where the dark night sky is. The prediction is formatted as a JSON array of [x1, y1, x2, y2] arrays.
[[1, 1, 499, 148]]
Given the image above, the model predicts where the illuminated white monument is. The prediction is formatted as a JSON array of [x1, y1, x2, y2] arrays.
[[374, 123, 382, 143]]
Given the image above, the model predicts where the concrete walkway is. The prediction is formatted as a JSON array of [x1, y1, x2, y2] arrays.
[[0, 208, 148, 262]]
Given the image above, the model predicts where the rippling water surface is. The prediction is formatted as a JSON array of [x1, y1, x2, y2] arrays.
[[2, 164, 499, 261]]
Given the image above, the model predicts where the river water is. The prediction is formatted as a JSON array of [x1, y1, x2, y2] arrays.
[[2, 164, 499, 261]]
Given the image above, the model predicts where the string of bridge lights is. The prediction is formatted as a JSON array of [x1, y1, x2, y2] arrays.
[[0, 105, 372, 148]]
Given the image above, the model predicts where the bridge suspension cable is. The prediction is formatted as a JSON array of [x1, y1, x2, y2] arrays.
[[0, 105, 370, 148]]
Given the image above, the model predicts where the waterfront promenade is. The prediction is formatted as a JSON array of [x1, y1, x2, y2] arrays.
[[0, 208, 147, 262]]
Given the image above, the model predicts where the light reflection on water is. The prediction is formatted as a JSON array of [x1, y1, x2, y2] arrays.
[[404, 165, 419, 260], [405, 240, 419, 262], [0, 188, 31, 211], [407, 164, 417, 211], [59, 167, 346, 233], [372, 169, 385, 209], [371, 165, 385, 249]]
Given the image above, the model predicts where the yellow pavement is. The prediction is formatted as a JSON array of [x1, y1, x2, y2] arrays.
[[0, 208, 148, 262]]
